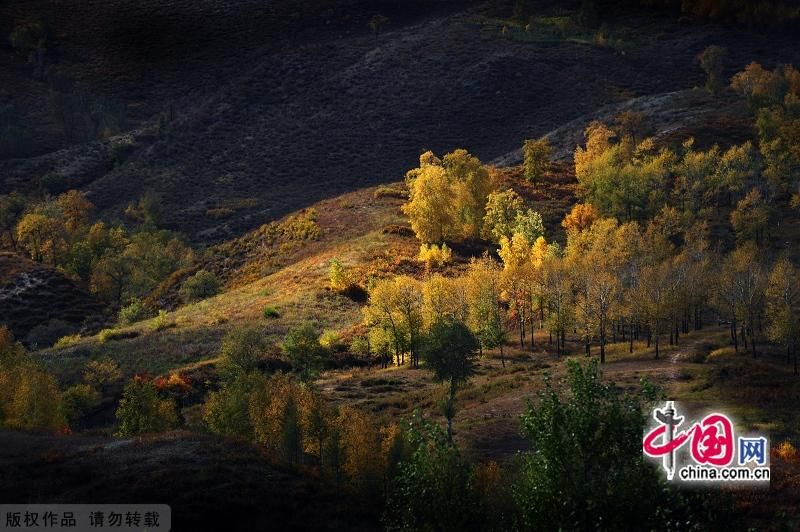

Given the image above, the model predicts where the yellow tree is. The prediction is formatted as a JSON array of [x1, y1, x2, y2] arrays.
[[56, 190, 94, 237], [444, 149, 493, 240], [766, 257, 800, 373], [393, 276, 425, 368], [16, 212, 67, 265], [499, 233, 534, 349], [363, 278, 406, 366], [541, 252, 573, 356], [566, 218, 624, 363], [402, 158, 456, 243], [561, 203, 599, 235], [464, 255, 506, 362], [422, 274, 469, 329], [719, 244, 767, 357], [523, 137, 551, 186]]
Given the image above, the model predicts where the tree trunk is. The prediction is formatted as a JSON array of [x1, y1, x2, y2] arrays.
[[500, 343, 505, 368], [655, 335, 660, 359]]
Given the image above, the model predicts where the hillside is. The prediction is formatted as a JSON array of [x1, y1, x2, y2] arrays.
[[2, 2, 800, 243], [4, 2, 800, 530], [0, 253, 103, 344]]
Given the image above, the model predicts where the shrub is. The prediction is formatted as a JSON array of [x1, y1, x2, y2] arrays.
[[319, 330, 345, 352], [373, 186, 408, 200], [117, 298, 152, 326], [115, 378, 178, 436], [774, 440, 799, 463], [62, 383, 100, 426], [179, 270, 221, 302], [150, 310, 174, 331], [204, 373, 265, 440], [418, 243, 453, 268], [328, 258, 354, 292], [54, 334, 82, 349], [98, 328, 138, 343], [263, 306, 281, 319], [219, 326, 266, 378], [282, 323, 328, 382], [83, 358, 122, 392]]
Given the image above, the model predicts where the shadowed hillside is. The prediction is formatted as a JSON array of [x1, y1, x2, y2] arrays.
[[0, 253, 104, 343], [2, 2, 799, 243]]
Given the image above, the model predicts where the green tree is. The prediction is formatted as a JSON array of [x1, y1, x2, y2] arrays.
[[513, 208, 545, 244], [483, 189, 524, 243], [515, 360, 702, 530], [219, 327, 266, 379], [203, 372, 266, 439], [523, 137, 551, 186], [420, 320, 478, 442], [282, 322, 328, 382], [384, 412, 480, 531], [115, 378, 178, 436]]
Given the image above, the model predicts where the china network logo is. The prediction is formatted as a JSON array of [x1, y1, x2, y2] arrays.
[[642, 401, 770, 484]]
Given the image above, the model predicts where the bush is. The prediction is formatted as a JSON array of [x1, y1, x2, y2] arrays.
[[98, 328, 139, 343], [54, 334, 82, 349], [150, 310, 174, 331], [282, 323, 328, 382], [83, 358, 122, 392], [418, 243, 453, 268], [62, 383, 100, 427], [263, 306, 281, 319], [117, 298, 152, 326], [179, 270, 221, 302], [328, 259, 354, 292], [219, 326, 266, 378], [115, 378, 178, 436], [373, 186, 408, 200], [319, 330, 345, 352]]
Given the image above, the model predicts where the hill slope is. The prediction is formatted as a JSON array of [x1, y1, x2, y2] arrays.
[[3, 3, 800, 243]]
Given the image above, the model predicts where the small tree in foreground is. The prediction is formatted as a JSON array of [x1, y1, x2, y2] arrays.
[[384, 412, 480, 531], [419, 320, 478, 442], [514, 360, 713, 530]]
